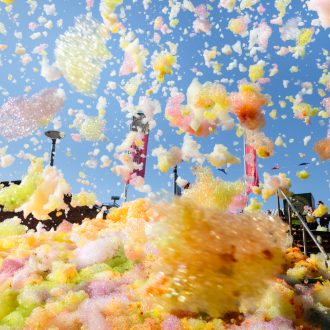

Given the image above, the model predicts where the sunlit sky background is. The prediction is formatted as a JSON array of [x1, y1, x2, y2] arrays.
[[0, 0, 329, 210]]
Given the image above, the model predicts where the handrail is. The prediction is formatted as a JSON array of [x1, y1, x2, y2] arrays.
[[278, 189, 328, 261]]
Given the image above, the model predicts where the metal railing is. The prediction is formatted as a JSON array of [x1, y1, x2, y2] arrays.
[[278, 189, 329, 261]]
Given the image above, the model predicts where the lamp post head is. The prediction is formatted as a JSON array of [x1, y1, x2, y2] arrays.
[[111, 196, 120, 208], [45, 131, 65, 167], [45, 130, 65, 140]]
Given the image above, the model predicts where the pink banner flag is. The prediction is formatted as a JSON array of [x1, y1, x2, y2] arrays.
[[128, 113, 150, 184], [130, 133, 149, 180], [245, 144, 259, 194]]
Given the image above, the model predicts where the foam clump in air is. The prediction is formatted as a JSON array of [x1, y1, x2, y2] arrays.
[[249, 22, 272, 54], [55, 15, 111, 96], [249, 61, 265, 83], [219, 0, 236, 12], [182, 167, 244, 210], [246, 130, 274, 158], [144, 198, 288, 317], [79, 116, 106, 141], [296, 169, 310, 180], [230, 83, 267, 130], [314, 138, 330, 160], [99, 0, 123, 33], [40, 56, 62, 82], [0, 89, 65, 141], [152, 146, 182, 173], [152, 51, 176, 83], [71, 110, 107, 142], [193, 4, 212, 34], [314, 138, 330, 161], [275, 0, 292, 18], [228, 16, 249, 36], [0, 0, 15, 4], [314, 123, 330, 161], [260, 172, 291, 201], [119, 34, 149, 75], [165, 78, 234, 136], [292, 102, 318, 124], [307, 0, 330, 29], [207, 144, 240, 167]]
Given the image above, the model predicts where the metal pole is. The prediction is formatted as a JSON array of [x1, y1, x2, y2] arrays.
[[276, 191, 281, 216], [243, 131, 247, 197], [242, 131, 250, 207], [287, 204, 292, 237], [279, 189, 328, 259], [302, 227, 307, 255], [50, 139, 57, 166], [173, 165, 178, 195], [124, 183, 129, 202]]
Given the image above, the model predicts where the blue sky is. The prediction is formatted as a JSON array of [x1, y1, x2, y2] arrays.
[[0, 0, 329, 210]]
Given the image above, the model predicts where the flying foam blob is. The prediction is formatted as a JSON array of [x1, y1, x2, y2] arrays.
[[261, 172, 291, 201], [314, 138, 330, 161], [0, 89, 65, 141], [55, 15, 111, 96], [152, 146, 182, 173], [296, 170, 310, 180], [152, 52, 176, 83], [246, 130, 274, 159], [307, 0, 330, 29], [182, 167, 244, 210], [165, 79, 234, 137], [314, 122, 330, 161], [79, 116, 106, 141], [231, 84, 267, 130], [207, 144, 240, 167], [0, 0, 15, 4], [99, 0, 123, 33]]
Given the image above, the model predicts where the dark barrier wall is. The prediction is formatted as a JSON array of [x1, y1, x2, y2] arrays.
[[0, 199, 113, 231]]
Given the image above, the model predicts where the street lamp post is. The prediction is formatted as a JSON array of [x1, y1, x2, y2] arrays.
[[45, 130, 65, 167]]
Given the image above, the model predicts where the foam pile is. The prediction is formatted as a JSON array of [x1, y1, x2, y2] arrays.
[[0, 169, 329, 328]]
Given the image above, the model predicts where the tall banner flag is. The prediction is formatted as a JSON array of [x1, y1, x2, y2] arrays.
[[130, 112, 149, 181], [245, 143, 259, 194]]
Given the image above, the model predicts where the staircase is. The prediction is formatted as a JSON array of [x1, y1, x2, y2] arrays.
[[291, 225, 330, 255], [279, 189, 330, 258]]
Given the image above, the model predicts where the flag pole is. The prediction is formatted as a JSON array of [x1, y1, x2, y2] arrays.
[[124, 183, 129, 202], [243, 130, 248, 204]]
